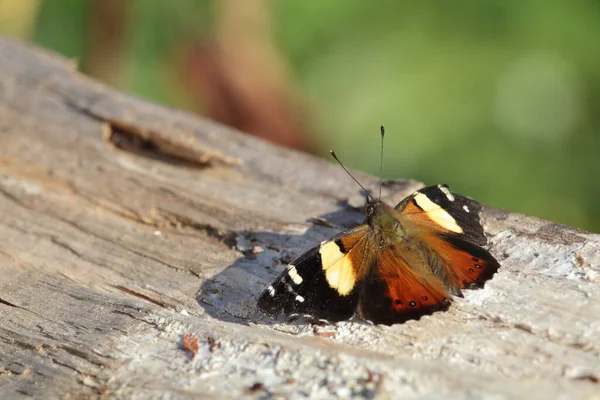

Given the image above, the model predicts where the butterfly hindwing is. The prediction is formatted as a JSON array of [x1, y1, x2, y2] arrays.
[[257, 226, 369, 322], [359, 245, 451, 325], [422, 233, 500, 290]]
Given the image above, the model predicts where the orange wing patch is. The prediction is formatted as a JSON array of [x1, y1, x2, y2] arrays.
[[412, 193, 463, 233], [398, 196, 462, 234], [336, 229, 367, 252], [319, 227, 370, 296], [424, 234, 500, 290], [359, 247, 450, 325]]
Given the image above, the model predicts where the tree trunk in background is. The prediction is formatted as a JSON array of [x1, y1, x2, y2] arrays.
[[81, 0, 130, 86], [183, 0, 311, 151]]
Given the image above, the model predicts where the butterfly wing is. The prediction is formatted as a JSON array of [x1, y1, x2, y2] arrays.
[[393, 184, 500, 293], [257, 225, 370, 322], [359, 244, 451, 325]]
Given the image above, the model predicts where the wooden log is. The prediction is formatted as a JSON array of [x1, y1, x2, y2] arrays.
[[0, 37, 598, 399]]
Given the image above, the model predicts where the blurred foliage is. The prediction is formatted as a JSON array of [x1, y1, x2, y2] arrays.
[[1, 0, 599, 231]]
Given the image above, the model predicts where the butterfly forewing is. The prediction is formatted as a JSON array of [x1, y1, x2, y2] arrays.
[[257, 226, 369, 321], [396, 184, 487, 246]]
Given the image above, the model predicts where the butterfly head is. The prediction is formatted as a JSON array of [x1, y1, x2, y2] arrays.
[[364, 198, 403, 249], [364, 197, 381, 218]]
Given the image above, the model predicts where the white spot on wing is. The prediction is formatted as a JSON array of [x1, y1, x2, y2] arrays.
[[287, 265, 303, 284], [267, 285, 275, 296], [463, 205, 470, 213], [439, 185, 455, 202], [295, 295, 305, 302]]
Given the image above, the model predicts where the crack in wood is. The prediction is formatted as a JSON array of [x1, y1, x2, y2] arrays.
[[48, 184, 238, 251], [1, 331, 112, 373], [104, 122, 214, 169], [111, 310, 164, 331], [144, 207, 237, 246], [0, 298, 18, 308], [572, 374, 599, 384], [47, 235, 84, 259], [49, 358, 85, 375], [44, 212, 197, 277], [112, 285, 170, 308], [0, 185, 29, 208], [0, 300, 62, 326], [56, 345, 112, 368], [59, 96, 241, 168]]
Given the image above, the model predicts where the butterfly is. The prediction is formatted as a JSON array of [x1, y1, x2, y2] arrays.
[[257, 127, 500, 325]]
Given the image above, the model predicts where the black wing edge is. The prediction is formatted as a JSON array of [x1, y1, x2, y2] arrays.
[[396, 184, 488, 246], [440, 233, 501, 289], [257, 240, 359, 323]]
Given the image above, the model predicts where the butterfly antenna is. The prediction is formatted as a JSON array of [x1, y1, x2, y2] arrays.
[[329, 150, 373, 202], [379, 125, 385, 201]]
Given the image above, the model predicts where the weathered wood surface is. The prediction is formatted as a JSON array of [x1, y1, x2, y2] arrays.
[[0, 37, 599, 399]]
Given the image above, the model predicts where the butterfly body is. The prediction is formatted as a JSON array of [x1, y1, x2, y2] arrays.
[[257, 184, 500, 325], [365, 202, 405, 246]]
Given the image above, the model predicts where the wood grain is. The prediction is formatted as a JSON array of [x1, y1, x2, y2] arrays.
[[0, 37, 598, 399]]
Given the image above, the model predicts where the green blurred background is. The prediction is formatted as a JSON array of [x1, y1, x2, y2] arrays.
[[1, 0, 599, 232]]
